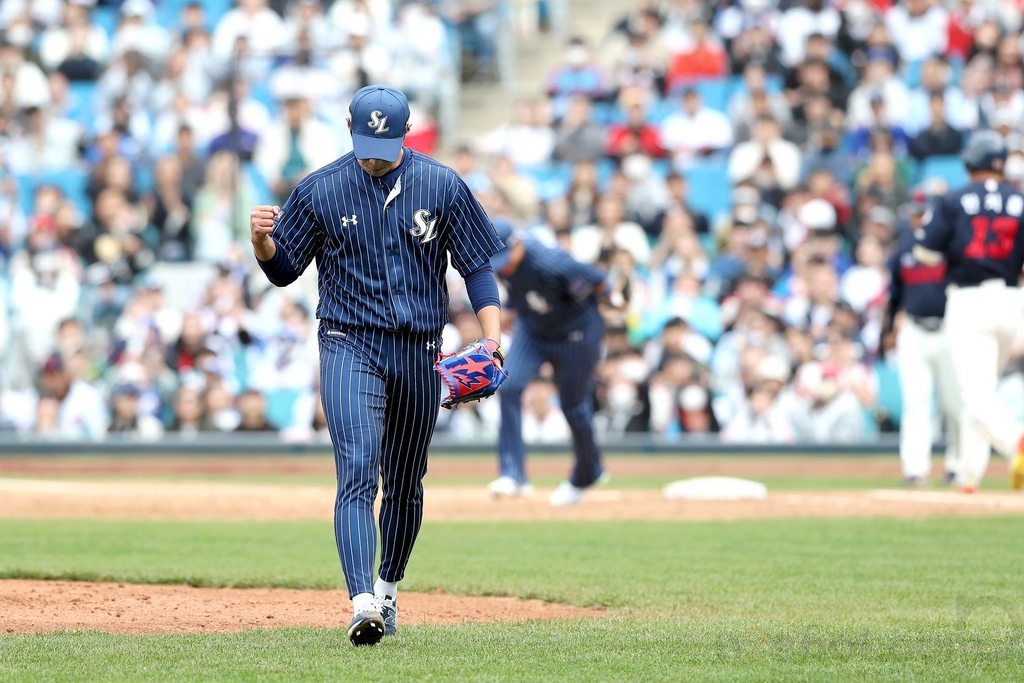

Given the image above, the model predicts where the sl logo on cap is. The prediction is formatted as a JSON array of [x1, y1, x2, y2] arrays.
[[368, 110, 390, 135]]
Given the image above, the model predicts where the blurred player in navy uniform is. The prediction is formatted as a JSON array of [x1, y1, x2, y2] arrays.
[[886, 193, 960, 486], [488, 221, 609, 506], [914, 131, 1024, 492], [250, 85, 504, 645]]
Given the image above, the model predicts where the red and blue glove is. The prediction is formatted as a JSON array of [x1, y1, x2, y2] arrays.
[[435, 338, 507, 409]]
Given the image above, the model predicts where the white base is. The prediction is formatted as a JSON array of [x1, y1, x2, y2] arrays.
[[661, 477, 768, 501]]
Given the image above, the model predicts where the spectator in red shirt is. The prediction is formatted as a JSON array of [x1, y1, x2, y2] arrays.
[[666, 17, 727, 92], [607, 103, 666, 159]]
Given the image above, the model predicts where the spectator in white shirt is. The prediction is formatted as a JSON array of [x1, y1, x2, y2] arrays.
[[111, 0, 172, 64], [5, 105, 81, 174], [329, 0, 392, 38], [254, 96, 345, 203], [387, 3, 450, 111], [327, 12, 393, 105], [38, 3, 111, 74], [840, 235, 888, 313], [721, 355, 797, 444], [212, 0, 286, 62], [476, 100, 556, 169], [11, 250, 81, 366], [846, 57, 911, 130], [728, 116, 802, 193], [904, 56, 978, 135], [0, 41, 51, 109], [660, 88, 733, 169], [522, 379, 572, 444], [39, 352, 108, 441], [885, 0, 948, 63], [573, 194, 652, 267], [285, 0, 340, 53], [776, 0, 842, 67]]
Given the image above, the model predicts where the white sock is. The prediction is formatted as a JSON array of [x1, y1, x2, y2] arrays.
[[375, 578, 398, 599], [352, 592, 377, 616]]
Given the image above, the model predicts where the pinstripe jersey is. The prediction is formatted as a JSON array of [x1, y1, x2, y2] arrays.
[[503, 239, 607, 340], [266, 148, 503, 332]]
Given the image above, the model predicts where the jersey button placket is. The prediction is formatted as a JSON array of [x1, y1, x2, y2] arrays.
[[383, 181, 405, 324]]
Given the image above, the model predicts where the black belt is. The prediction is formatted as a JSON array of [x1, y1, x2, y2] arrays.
[[909, 315, 943, 332]]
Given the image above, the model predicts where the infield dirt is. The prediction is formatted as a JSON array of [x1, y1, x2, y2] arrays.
[[1, 477, 1023, 521], [3, 468, 1022, 636]]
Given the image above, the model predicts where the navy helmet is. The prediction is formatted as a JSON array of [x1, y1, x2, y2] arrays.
[[962, 130, 1008, 174]]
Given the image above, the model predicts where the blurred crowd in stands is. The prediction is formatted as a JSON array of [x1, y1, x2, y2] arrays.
[[3, 0, 1024, 444]]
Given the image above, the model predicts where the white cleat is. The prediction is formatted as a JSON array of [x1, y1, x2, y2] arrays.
[[487, 476, 532, 499], [549, 473, 610, 507], [549, 481, 586, 507]]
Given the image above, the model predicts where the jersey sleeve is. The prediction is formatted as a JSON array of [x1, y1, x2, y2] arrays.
[[445, 174, 504, 276], [266, 182, 325, 286], [917, 195, 955, 254]]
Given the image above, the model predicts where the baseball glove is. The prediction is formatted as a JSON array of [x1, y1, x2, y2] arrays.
[[436, 339, 507, 409]]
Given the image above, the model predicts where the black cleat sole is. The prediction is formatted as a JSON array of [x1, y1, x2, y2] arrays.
[[348, 611, 385, 647]]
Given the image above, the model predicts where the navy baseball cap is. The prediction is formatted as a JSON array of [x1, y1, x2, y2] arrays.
[[349, 85, 410, 162], [489, 220, 516, 272]]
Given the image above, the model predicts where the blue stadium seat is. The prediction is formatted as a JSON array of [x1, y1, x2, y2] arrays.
[[134, 164, 154, 194], [873, 360, 903, 426], [900, 60, 923, 89], [918, 155, 969, 187], [245, 163, 273, 205], [648, 99, 677, 124], [92, 5, 120, 39], [692, 79, 731, 113], [590, 102, 621, 126], [16, 169, 91, 216], [651, 158, 671, 179], [249, 81, 276, 111], [684, 162, 732, 220], [66, 81, 98, 125], [595, 157, 617, 190], [949, 56, 965, 87], [203, 0, 234, 29], [155, 2, 182, 30], [266, 389, 302, 430]]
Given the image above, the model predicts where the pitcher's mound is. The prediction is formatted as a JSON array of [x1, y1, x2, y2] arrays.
[[0, 580, 603, 635]]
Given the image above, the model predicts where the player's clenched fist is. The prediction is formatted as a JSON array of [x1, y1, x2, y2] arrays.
[[250, 205, 280, 243], [250, 205, 280, 261]]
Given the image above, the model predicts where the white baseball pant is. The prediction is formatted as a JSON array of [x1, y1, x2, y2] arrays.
[[944, 280, 1024, 488], [896, 316, 960, 479]]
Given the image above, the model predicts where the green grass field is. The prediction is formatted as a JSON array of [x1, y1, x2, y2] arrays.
[[3, 514, 1024, 680]]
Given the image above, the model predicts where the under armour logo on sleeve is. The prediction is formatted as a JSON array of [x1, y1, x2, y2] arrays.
[[341, 215, 358, 227]]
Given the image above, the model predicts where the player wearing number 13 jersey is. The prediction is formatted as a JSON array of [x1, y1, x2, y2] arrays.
[[914, 131, 1024, 492]]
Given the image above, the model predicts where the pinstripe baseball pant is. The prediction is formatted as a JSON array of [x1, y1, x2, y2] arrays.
[[497, 310, 604, 488], [318, 323, 441, 598]]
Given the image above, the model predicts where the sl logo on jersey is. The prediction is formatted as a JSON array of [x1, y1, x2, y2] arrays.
[[411, 209, 438, 244], [341, 215, 358, 227], [368, 110, 389, 135]]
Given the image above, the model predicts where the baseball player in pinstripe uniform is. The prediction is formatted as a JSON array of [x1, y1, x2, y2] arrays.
[[487, 222, 608, 506], [250, 85, 505, 646]]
